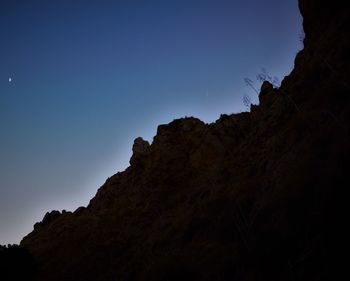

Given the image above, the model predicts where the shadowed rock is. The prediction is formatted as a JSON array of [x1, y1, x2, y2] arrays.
[[130, 137, 150, 166], [19, 1, 349, 280]]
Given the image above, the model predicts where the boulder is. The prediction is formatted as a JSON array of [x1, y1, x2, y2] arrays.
[[259, 81, 277, 110], [129, 137, 150, 166]]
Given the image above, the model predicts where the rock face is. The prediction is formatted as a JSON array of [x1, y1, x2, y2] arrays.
[[20, 1, 349, 280], [130, 137, 150, 166], [0, 245, 36, 281]]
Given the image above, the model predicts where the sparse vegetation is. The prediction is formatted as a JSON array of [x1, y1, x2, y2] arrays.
[[243, 68, 280, 109], [256, 68, 280, 88], [242, 93, 252, 110]]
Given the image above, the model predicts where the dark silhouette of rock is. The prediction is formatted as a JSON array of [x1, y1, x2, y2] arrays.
[[258, 81, 276, 109], [19, 0, 349, 280], [130, 137, 151, 166], [0, 244, 36, 281]]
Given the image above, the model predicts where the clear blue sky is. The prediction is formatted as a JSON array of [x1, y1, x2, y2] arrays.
[[0, 0, 302, 244]]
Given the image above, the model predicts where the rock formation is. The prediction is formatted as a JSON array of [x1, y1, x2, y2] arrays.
[[130, 137, 151, 166], [19, 0, 349, 280]]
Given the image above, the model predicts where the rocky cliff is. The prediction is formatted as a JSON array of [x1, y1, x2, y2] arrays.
[[20, 0, 350, 280]]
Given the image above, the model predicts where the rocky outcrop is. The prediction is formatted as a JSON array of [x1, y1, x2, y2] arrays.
[[130, 137, 150, 166], [0, 245, 36, 281], [20, 1, 349, 280]]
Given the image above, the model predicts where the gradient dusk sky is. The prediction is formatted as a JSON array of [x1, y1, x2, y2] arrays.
[[0, 0, 302, 244]]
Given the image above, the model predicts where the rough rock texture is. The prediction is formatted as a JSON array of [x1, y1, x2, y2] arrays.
[[21, 1, 349, 280], [130, 137, 151, 166]]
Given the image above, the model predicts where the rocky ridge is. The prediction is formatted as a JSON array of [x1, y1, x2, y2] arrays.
[[20, 0, 350, 280]]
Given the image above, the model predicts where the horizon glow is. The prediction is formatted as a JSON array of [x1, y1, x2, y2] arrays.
[[0, 0, 302, 244]]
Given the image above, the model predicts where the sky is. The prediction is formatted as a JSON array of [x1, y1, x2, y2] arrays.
[[0, 0, 302, 244]]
